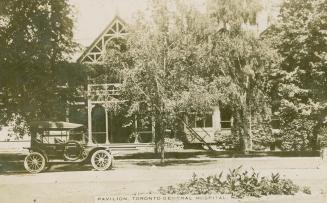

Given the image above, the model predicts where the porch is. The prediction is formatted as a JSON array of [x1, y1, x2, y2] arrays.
[[86, 84, 156, 151]]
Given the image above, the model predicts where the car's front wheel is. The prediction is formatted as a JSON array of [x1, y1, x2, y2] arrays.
[[24, 152, 46, 173], [91, 150, 112, 171]]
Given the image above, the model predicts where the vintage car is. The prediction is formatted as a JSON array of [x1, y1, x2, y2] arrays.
[[24, 121, 114, 173]]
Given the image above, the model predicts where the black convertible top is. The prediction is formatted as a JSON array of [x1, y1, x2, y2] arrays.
[[30, 121, 84, 130]]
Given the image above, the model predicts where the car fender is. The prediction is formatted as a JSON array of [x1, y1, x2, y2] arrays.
[[86, 146, 113, 158]]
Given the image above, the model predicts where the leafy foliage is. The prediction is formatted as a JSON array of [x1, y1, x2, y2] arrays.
[[208, 0, 262, 32], [302, 186, 312, 195], [280, 118, 316, 151], [265, 0, 327, 150], [316, 125, 327, 148], [157, 138, 184, 152], [96, 0, 276, 155], [214, 130, 240, 150], [251, 117, 274, 150], [159, 166, 303, 198], [0, 0, 81, 128]]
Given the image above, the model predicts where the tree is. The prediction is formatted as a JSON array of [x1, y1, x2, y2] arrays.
[[99, 1, 215, 162], [0, 0, 81, 128], [122, 1, 180, 163], [0, 0, 10, 15], [264, 0, 327, 150], [206, 33, 275, 152], [200, 0, 274, 152], [110, 0, 274, 161], [208, 0, 261, 32]]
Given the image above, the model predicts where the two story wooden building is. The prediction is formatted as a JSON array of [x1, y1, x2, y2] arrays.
[[71, 0, 282, 151]]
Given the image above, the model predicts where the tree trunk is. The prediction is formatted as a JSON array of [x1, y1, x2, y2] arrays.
[[241, 106, 252, 153], [154, 114, 165, 164], [155, 135, 165, 164], [312, 121, 322, 151], [160, 138, 165, 164], [233, 106, 252, 154]]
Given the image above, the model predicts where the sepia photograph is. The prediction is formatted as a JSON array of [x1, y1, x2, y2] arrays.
[[0, 0, 327, 202]]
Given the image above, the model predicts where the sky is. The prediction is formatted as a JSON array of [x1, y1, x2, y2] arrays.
[[69, 0, 148, 48], [67, 0, 277, 61]]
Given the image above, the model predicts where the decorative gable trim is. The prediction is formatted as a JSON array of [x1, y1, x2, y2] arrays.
[[77, 16, 128, 63]]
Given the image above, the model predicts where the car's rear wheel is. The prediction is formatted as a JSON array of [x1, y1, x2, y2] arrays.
[[91, 150, 112, 171], [24, 152, 46, 173]]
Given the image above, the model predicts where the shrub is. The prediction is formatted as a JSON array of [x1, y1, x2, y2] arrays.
[[302, 186, 311, 195], [214, 120, 275, 151], [280, 118, 315, 151], [214, 131, 239, 150], [317, 126, 327, 148], [164, 138, 184, 150], [158, 166, 303, 198], [251, 121, 274, 151], [156, 138, 184, 152]]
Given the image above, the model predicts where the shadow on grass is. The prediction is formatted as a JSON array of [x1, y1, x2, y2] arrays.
[[0, 150, 320, 175], [116, 150, 320, 160], [0, 161, 97, 175], [0, 162, 89, 176], [135, 159, 212, 167], [0, 161, 26, 175], [0, 159, 213, 175]]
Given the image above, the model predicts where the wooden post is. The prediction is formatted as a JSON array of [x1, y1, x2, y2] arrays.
[[65, 105, 70, 122], [319, 147, 327, 169], [151, 116, 155, 143], [87, 101, 93, 144], [105, 108, 109, 144], [183, 114, 188, 133], [212, 106, 221, 132], [135, 114, 138, 131], [249, 106, 253, 150], [110, 111, 113, 142], [134, 114, 138, 143]]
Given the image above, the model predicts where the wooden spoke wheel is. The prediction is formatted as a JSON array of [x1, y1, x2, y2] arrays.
[[91, 150, 112, 171], [24, 152, 46, 173]]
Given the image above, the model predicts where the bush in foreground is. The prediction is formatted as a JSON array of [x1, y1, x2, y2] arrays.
[[159, 166, 309, 198]]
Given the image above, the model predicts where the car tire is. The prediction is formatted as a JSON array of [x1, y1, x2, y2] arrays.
[[91, 150, 112, 171], [24, 152, 46, 173]]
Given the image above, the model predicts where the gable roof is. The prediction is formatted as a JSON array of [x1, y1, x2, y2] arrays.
[[77, 16, 128, 63]]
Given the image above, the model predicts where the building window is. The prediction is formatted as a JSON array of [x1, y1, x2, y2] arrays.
[[220, 108, 232, 129], [189, 114, 213, 128]]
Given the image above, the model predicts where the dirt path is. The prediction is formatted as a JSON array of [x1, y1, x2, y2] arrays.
[[0, 157, 327, 203]]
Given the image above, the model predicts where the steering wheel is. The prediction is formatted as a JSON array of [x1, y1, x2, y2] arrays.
[[63, 141, 83, 161]]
